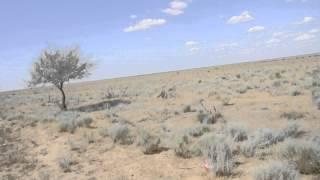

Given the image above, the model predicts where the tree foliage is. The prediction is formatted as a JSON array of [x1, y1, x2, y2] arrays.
[[29, 46, 93, 110]]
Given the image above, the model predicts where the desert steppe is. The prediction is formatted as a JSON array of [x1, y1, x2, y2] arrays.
[[1, 54, 320, 180]]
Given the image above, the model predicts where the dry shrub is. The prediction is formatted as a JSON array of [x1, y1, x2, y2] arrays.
[[253, 161, 299, 180], [109, 123, 130, 144], [185, 125, 211, 137], [58, 112, 93, 133], [278, 139, 320, 174], [205, 142, 234, 176], [241, 124, 303, 157], [226, 123, 248, 142], [174, 134, 192, 158], [58, 153, 75, 172], [136, 127, 165, 154]]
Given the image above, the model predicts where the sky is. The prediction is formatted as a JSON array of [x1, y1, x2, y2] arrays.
[[0, 0, 320, 91]]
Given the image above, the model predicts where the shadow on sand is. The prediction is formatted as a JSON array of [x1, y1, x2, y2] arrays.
[[71, 99, 131, 112]]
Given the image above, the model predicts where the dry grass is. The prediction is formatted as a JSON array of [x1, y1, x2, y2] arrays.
[[0, 54, 319, 179]]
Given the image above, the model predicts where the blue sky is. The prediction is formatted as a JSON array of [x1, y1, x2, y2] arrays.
[[0, 0, 320, 91]]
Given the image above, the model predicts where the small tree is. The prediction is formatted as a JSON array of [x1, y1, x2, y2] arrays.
[[29, 46, 93, 110]]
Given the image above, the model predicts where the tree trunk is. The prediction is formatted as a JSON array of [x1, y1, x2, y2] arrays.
[[58, 82, 67, 110]]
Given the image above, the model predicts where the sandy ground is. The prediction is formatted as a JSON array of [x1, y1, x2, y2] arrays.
[[0, 54, 320, 180]]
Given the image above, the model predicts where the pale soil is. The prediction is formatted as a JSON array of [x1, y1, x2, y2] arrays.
[[0, 54, 319, 180]]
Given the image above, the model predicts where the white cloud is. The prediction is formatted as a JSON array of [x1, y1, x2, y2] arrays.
[[294, 33, 316, 41], [227, 11, 254, 24], [189, 47, 200, 53], [272, 31, 297, 39], [248, 26, 265, 33], [124, 18, 166, 32], [266, 38, 281, 44], [185, 41, 200, 52], [163, 0, 189, 16], [214, 43, 238, 51], [171, 1, 188, 9], [129, 15, 137, 19], [185, 41, 199, 47], [272, 32, 284, 37], [309, 28, 320, 33], [295, 16, 315, 25], [163, 8, 183, 16]]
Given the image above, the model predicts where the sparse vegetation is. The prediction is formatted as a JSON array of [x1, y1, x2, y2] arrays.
[[99, 127, 109, 137], [185, 125, 211, 137], [104, 86, 128, 99], [312, 68, 320, 87], [226, 123, 248, 142], [290, 87, 301, 96], [241, 140, 257, 157], [240, 124, 303, 157], [205, 142, 234, 176], [190, 133, 229, 157], [281, 123, 303, 138], [183, 104, 195, 113], [82, 131, 95, 144], [196, 104, 222, 125], [109, 123, 130, 144], [197, 110, 216, 124], [174, 133, 192, 158], [68, 138, 87, 153], [157, 87, 176, 99], [59, 118, 77, 133], [312, 88, 320, 110], [76, 115, 93, 128], [280, 112, 304, 120], [237, 86, 248, 94], [136, 127, 164, 154], [221, 96, 233, 106], [311, 68, 320, 109], [253, 161, 299, 180], [57, 112, 93, 133], [38, 169, 51, 180], [1, 53, 319, 179], [278, 139, 320, 174], [58, 154, 75, 172], [275, 72, 282, 79], [249, 128, 284, 149]]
